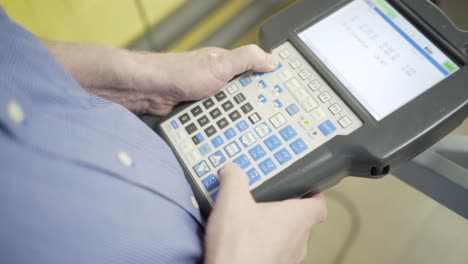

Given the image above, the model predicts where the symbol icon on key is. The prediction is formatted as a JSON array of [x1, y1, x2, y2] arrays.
[[209, 151, 227, 168]]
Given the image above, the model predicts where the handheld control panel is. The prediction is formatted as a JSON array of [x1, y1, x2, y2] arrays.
[[157, 0, 468, 216]]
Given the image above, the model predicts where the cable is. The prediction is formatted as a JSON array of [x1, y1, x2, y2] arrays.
[[326, 190, 362, 264]]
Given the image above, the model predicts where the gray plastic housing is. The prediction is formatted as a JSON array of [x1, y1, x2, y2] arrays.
[[156, 0, 468, 217]]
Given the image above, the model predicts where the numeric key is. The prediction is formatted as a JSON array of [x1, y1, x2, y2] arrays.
[[179, 113, 190, 125], [209, 108, 222, 119]]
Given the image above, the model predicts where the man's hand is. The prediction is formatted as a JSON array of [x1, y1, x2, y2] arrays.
[[44, 41, 278, 115], [205, 164, 328, 264]]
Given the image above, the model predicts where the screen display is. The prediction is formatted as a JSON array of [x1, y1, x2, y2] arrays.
[[298, 0, 459, 121]]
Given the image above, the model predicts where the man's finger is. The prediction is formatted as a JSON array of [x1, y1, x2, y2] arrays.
[[215, 163, 254, 205], [228, 44, 279, 74]]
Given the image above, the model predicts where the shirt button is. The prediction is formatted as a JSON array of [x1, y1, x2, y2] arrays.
[[117, 151, 133, 167], [7, 100, 25, 124], [191, 196, 199, 209]]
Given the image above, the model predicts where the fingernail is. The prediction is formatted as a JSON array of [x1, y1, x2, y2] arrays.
[[267, 55, 279, 69]]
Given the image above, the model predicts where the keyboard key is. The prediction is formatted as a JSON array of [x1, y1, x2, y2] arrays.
[[299, 70, 312, 79], [240, 132, 257, 148], [278, 69, 293, 81], [203, 98, 215, 109], [273, 99, 283, 109], [248, 144, 267, 161], [204, 125, 217, 137], [211, 191, 219, 202], [286, 104, 300, 116], [224, 141, 241, 157], [273, 63, 283, 72], [179, 113, 190, 124], [269, 113, 287, 128], [228, 110, 241, 122], [318, 120, 337, 136], [272, 84, 284, 96], [274, 148, 293, 165], [221, 100, 234, 112], [279, 49, 291, 59], [240, 76, 252, 87], [254, 122, 272, 138], [223, 128, 237, 140], [216, 118, 229, 130], [170, 120, 179, 129], [293, 89, 310, 100], [209, 150, 226, 167], [215, 91, 227, 102], [284, 78, 301, 92], [233, 93, 246, 104], [300, 97, 318, 112], [264, 135, 282, 151], [257, 94, 267, 104], [186, 150, 202, 165], [246, 168, 261, 185], [241, 103, 254, 114], [259, 158, 277, 175], [290, 138, 308, 155], [202, 174, 220, 192], [227, 83, 239, 94], [185, 123, 197, 135], [308, 80, 321, 91], [233, 154, 251, 169], [236, 120, 250, 132], [329, 104, 342, 115], [253, 72, 264, 77], [192, 133, 205, 145], [193, 160, 210, 177], [289, 59, 301, 69], [191, 106, 203, 117], [199, 143, 212, 156], [209, 108, 222, 119], [211, 135, 224, 148], [197, 115, 210, 127], [248, 112, 261, 125], [279, 125, 298, 141], [338, 116, 352, 128], [319, 92, 332, 102], [180, 138, 195, 153], [257, 80, 267, 89]]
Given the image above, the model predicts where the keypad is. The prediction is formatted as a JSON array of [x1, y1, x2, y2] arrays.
[[162, 41, 362, 204]]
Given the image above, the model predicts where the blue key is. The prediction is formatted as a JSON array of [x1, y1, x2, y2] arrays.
[[259, 158, 277, 175], [211, 191, 219, 202], [240, 76, 252, 87], [170, 120, 179, 129], [274, 148, 293, 165], [279, 125, 298, 141], [264, 135, 282, 151], [273, 63, 283, 72], [286, 104, 300, 116], [193, 161, 210, 177], [195, 133, 205, 143], [254, 122, 272, 139], [236, 120, 250, 132], [253, 72, 264, 77], [290, 138, 308, 155], [211, 135, 224, 148], [209, 150, 227, 167], [257, 80, 267, 89], [233, 154, 252, 169], [202, 174, 220, 192], [246, 168, 261, 185], [248, 144, 267, 161], [273, 84, 284, 95], [223, 128, 237, 140], [257, 94, 267, 104], [199, 144, 212, 156], [319, 120, 337, 136], [273, 99, 283, 108]]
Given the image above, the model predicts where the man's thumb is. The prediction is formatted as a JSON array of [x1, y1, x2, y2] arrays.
[[216, 163, 253, 204]]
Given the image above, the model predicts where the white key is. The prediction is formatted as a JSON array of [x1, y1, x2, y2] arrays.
[[293, 88, 310, 100], [173, 130, 187, 142], [269, 113, 287, 128], [299, 70, 312, 80], [225, 142, 241, 157], [180, 138, 195, 153], [278, 69, 293, 81], [311, 108, 327, 121], [186, 150, 202, 165], [284, 78, 301, 92], [240, 132, 257, 147], [227, 83, 239, 94], [318, 92, 332, 102], [300, 98, 319, 112], [279, 49, 291, 59], [308, 80, 321, 91], [338, 116, 352, 128], [329, 104, 342, 115], [255, 123, 271, 138], [289, 59, 301, 69]]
